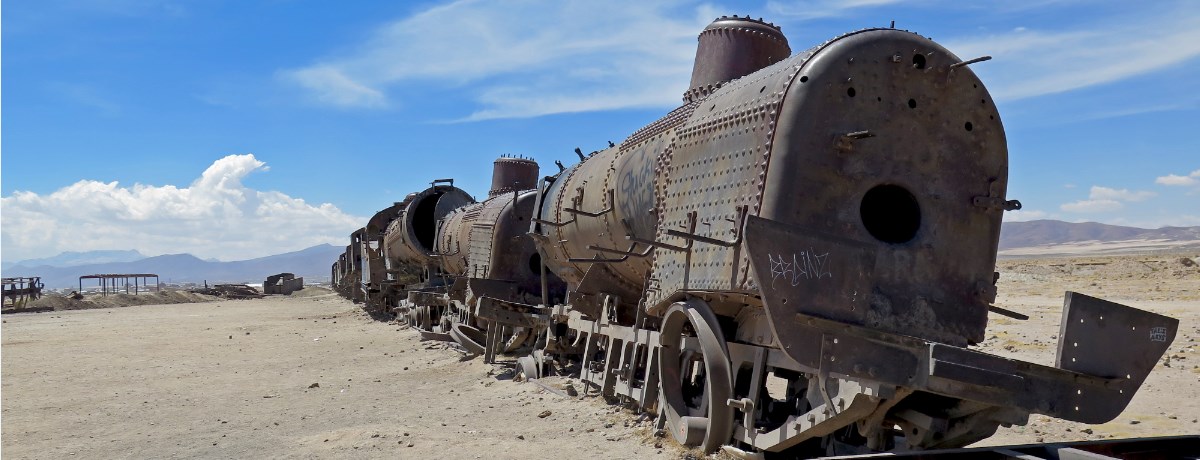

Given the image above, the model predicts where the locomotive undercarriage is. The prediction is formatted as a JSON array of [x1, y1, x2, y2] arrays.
[[380, 254, 1176, 458]]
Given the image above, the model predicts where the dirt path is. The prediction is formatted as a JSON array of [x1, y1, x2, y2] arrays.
[[3, 252, 1196, 458], [1, 293, 672, 459]]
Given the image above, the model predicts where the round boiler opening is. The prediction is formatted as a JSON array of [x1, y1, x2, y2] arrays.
[[528, 252, 543, 275], [860, 184, 921, 244]]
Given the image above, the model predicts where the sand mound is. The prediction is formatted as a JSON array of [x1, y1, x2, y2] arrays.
[[288, 286, 335, 298], [20, 290, 218, 312]]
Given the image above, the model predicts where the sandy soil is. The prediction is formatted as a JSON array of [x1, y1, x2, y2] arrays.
[[978, 252, 1200, 445], [1, 290, 673, 459], [3, 253, 1197, 458]]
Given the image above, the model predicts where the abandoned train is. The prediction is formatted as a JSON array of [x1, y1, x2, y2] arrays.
[[329, 16, 1179, 457]]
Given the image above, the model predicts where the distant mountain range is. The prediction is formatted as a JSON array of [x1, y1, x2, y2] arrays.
[[2, 244, 343, 290], [999, 220, 1200, 255], [1, 249, 146, 271], [4, 220, 1197, 289]]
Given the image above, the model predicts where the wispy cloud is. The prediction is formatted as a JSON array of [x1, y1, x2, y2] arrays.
[[279, 0, 714, 119], [0, 154, 363, 261], [944, 7, 1200, 101], [765, 0, 901, 20], [1156, 169, 1200, 187], [1060, 185, 1157, 214]]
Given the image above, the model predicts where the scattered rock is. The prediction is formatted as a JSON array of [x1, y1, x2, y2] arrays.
[[517, 435, 525, 440], [308, 383, 320, 389], [1081, 428, 1093, 434], [1130, 420, 1141, 425], [538, 410, 552, 418]]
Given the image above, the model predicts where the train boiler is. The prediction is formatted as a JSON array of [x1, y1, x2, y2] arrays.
[[331, 15, 1181, 458], [526, 16, 1178, 455]]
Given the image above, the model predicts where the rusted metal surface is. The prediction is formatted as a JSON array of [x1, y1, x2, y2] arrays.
[[326, 16, 1182, 458], [382, 182, 474, 273], [685, 15, 791, 102], [2, 277, 44, 308], [489, 155, 538, 197], [264, 273, 303, 295]]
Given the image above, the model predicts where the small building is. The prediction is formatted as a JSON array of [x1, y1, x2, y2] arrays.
[[264, 273, 304, 295]]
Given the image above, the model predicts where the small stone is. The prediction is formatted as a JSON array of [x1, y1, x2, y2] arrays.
[[308, 383, 320, 389], [407, 442, 414, 447], [1081, 428, 1093, 434], [517, 435, 525, 440], [538, 410, 552, 418], [1130, 420, 1141, 425]]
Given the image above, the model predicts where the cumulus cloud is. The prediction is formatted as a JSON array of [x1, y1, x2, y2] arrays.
[[943, 6, 1200, 101], [1088, 186, 1156, 202], [0, 154, 364, 261], [279, 0, 714, 119], [1060, 185, 1157, 214], [1156, 169, 1200, 186]]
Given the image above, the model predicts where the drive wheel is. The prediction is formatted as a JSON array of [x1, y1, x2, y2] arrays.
[[658, 299, 734, 453]]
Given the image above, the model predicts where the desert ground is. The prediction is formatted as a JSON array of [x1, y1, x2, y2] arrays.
[[2, 252, 1197, 458]]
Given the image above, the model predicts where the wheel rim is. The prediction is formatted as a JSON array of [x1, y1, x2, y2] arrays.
[[658, 299, 734, 453]]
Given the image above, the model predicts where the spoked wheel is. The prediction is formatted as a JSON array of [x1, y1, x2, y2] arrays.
[[658, 299, 734, 453]]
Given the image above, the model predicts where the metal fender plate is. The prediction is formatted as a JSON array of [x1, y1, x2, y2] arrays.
[[744, 215, 877, 327]]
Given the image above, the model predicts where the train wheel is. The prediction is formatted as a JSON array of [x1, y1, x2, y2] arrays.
[[450, 323, 486, 355], [658, 299, 734, 453]]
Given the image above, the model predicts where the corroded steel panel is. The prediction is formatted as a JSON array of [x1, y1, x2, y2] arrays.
[[645, 46, 817, 312], [761, 29, 1006, 345]]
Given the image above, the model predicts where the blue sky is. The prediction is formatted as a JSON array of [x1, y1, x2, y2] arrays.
[[2, 0, 1198, 262]]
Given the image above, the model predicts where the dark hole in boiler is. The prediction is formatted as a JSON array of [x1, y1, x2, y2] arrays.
[[847, 87, 856, 97], [908, 98, 917, 109], [860, 185, 921, 244], [965, 121, 974, 131], [913, 54, 926, 69], [528, 252, 543, 275], [412, 192, 443, 251]]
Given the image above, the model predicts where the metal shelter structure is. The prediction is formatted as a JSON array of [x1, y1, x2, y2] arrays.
[[3, 277, 44, 308], [79, 274, 160, 296]]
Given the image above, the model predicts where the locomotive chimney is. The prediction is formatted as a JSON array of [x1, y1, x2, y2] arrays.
[[489, 156, 539, 196], [685, 16, 791, 102]]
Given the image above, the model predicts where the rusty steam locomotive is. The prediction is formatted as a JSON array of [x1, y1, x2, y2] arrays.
[[330, 16, 1179, 457]]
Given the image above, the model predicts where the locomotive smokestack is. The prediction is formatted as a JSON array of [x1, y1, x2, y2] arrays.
[[685, 15, 791, 102], [489, 156, 539, 196]]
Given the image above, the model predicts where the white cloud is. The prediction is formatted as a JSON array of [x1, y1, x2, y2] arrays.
[[1060, 185, 1157, 213], [943, 8, 1200, 101], [0, 154, 364, 261], [765, 0, 901, 20], [1060, 199, 1122, 213], [1088, 186, 1155, 202], [284, 66, 388, 108], [1156, 169, 1200, 186], [279, 0, 715, 118]]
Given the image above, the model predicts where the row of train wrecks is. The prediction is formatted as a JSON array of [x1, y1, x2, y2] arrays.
[[329, 16, 1186, 458]]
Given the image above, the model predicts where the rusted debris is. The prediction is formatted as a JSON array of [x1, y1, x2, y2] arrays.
[[2, 277, 44, 309], [191, 283, 263, 299], [263, 273, 304, 295]]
